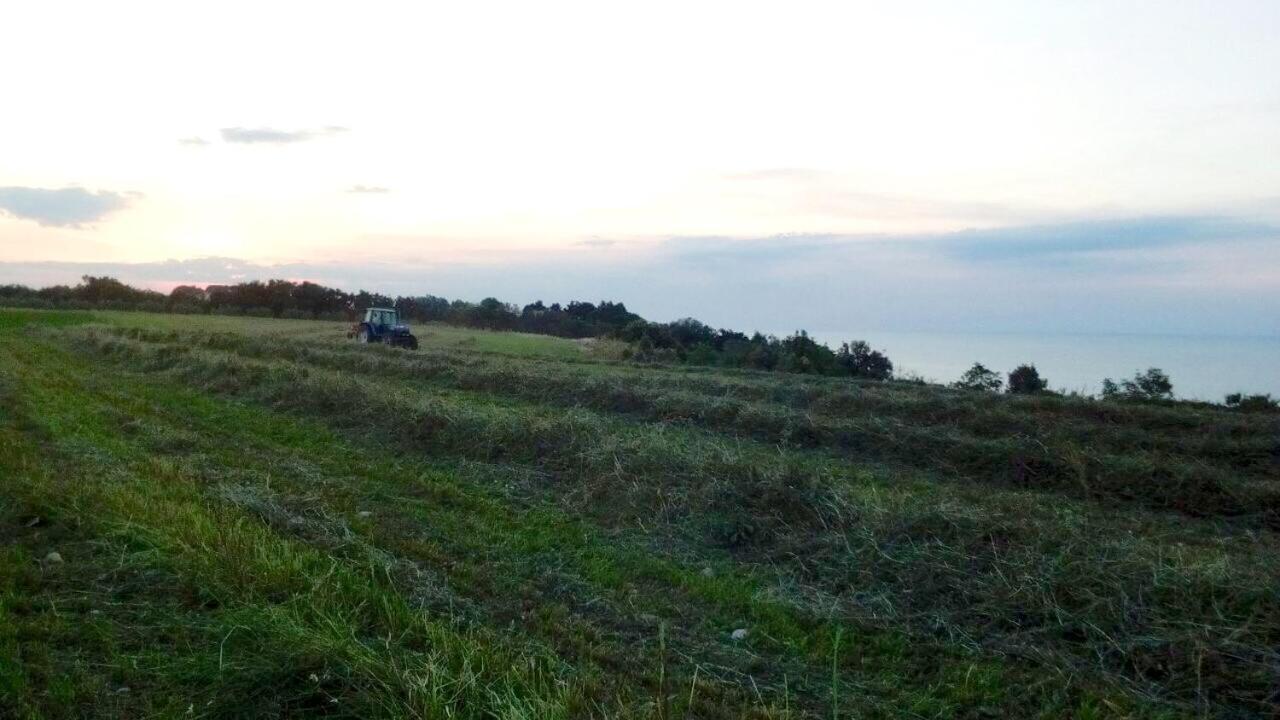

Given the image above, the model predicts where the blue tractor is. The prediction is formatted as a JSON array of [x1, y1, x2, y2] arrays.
[[350, 307, 419, 349]]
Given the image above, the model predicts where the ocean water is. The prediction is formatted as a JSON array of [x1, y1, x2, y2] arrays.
[[800, 331, 1279, 401]]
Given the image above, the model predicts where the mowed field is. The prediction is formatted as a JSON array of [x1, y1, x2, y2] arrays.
[[1, 309, 1277, 719]]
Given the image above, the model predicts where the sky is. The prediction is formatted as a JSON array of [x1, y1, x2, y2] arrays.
[[1, 0, 1278, 337]]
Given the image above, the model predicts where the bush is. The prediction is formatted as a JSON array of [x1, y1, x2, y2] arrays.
[[781, 331, 837, 374], [1224, 392, 1278, 413], [1102, 368, 1174, 401], [836, 340, 893, 380], [685, 342, 717, 366], [1007, 364, 1048, 394], [953, 362, 1002, 392]]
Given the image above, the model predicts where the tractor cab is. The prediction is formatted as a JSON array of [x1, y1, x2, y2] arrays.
[[364, 307, 401, 329], [352, 307, 419, 349]]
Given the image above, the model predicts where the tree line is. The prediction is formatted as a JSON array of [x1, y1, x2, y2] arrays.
[[950, 362, 1276, 411], [617, 318, 893, 378], [0, 276, 643, 338], [0, 276, 895, 379], [1, 275, 1274, 409]]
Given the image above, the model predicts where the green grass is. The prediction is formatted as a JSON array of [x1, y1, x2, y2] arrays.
[[410, 322, 611, 359], [97, 311, 595, 360], [1, 308, 1275, 718], [0, 308, 94, 330]]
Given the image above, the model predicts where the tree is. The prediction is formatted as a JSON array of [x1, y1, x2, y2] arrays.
[[167, 285, 205, 309], [779, 331, 836, 374], [712, 328, 749, 351], [472, 297, 519, 330], [264, 279, 296, 317], [1102, 368, 1173, 401], [564, 300, 597, 319], [1134, 368, 1173, 399], [739, 333, 780, 370], [1007, 364, 1048, 394], [1224, 393, 1278, 413], [835, 340, 893, 380], [409, 295, 450, 322], [640, 324, 679, 350], [76, 275, 162, 305], [594, 300, 638, 329], [616, 319, 650, 343], [295, 281, 345, 318], [953, 362, 1003, 392], [685, 342, 717, 365], [668, 318, 715, 348]]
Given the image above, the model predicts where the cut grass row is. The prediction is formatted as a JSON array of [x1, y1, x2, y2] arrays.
[[70, 323, 1280, 716], [97, 311, 595, 360], [94, 317, 1279, 446], [2, 318, 1112, 717], [92, 325, 1280, 529], [0, 361, 578, 719], [101, 322, 1277, 469]]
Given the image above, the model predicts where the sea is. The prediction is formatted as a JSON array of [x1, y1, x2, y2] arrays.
[[797, 331, 1279, 401]]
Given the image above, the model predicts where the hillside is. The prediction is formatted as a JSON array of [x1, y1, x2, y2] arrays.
[[2, 308, 1277, 718]]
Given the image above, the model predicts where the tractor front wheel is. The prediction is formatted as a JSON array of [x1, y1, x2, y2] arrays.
[[357, 328, 370, 343]]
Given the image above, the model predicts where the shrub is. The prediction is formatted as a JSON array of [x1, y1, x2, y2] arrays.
[[1007, 364, 1048, 394], [953, 362, 1002, 392], [836, 340, 893, 380], [1224, 392, 1278, 413], [781, 331, 837, 374], [685, 342, 717, 366], [1102, 368, 1174, 401], [668, 318, 716, 348], [894, 371, 929, 386]]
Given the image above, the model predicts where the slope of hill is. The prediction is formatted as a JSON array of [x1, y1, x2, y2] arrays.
[[2, 309, 1276, 718]]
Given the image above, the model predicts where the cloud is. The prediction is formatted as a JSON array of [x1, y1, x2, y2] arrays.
[[640, 217, 1280, 336], [659, 234, 844, 273], [178, 136, 210, 146], [347, 185, 390, 194], [658, 217, 1280, 272], [938, 216, 1280, 264], [0, 186, 133, 227], [220, 126, 349, 144], [574, 238, 616, 248]]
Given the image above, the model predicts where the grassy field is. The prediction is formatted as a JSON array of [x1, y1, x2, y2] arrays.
[[1, 309, 1276, 719]]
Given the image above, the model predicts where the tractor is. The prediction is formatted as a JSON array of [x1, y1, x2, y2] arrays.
[[349, 307, 419, 349]]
